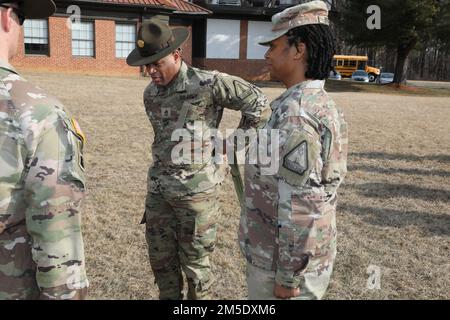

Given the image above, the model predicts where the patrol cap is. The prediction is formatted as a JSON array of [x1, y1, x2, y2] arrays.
[[258, 0, 329, 46], [127, 18, 189, 66], [0, 0, 56, 19]]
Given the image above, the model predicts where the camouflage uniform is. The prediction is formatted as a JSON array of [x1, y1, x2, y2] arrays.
[[239, 80, 348, 299], [142, 62, 270, 299], [0, 59, 88, 300]]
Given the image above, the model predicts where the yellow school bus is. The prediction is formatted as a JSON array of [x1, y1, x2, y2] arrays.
[[333, 55, 381, 82]]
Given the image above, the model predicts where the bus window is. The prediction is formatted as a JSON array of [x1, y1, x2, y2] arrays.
[[358, 61, 366, 69]]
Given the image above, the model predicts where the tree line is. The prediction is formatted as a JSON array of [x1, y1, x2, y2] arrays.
[[327, 0, 450, 84]]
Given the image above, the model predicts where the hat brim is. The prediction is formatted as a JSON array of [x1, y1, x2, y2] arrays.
[[258, 29, 290, 46], [126, 28, 189, 66], [21, 0, 56, 18]]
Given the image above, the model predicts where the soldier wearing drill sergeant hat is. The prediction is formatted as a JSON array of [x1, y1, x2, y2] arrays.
[[0, 0, 89, 299], [239, 0, 348, 300], [127, 18, 271, 300]]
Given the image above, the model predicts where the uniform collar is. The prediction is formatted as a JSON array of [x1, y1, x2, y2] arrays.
[[271, 79, 325, 109], [171, 61, 188, 93], [0, 58, 19, 75], [276, 79, 324, 101], [152, 61, 188, 96], [287, 79, 324, 92]]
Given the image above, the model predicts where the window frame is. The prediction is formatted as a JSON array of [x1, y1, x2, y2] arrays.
[[115, 22, 136, 59], [71, 20, 96, 58], [206, 18, 240, 59], [23, 19, 50, 56]]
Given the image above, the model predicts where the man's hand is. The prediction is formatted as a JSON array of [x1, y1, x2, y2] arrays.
[[274, 283, 300, 299]]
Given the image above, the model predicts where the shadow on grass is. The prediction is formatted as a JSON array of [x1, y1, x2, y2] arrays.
[[350, 152, 450, 163], [345, 183, 450, 203], [338, 202, 450, 236], [348, 164, 450, 177]]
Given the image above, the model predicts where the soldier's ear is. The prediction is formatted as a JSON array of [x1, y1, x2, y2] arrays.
[[294, 43, 307, 61], [173, 49, 182, 63], [1, 8, 11, 32]]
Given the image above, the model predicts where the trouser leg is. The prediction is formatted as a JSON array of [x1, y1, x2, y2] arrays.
[[171, 187, 220, 300], [144, 193, 183, 300]]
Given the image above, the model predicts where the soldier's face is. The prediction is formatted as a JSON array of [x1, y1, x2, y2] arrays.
[[145, 52, 180, 87], [264, 36, 302, 83]]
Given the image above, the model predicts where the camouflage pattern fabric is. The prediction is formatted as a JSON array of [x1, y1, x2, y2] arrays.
[[239, 80, 348, 299], [145, 186, 219, 300], [246, 262, 317, 300], [0, 59, 88, 300], [142, 62, 270, 299], [143, 62, 270, 198]]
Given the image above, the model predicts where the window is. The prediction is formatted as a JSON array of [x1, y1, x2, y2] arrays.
[[116, 24, 136, 58], [247, 21, 272, 59], [23, 19, 49, 55], [344, 60, 357, 67], [72, 21, 94, 57], [206, 19, 240, 59]]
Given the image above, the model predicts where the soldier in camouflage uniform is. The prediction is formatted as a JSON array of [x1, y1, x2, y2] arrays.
[[0, 0, 89, 299], [126, 19, 270, 300], [239, 1, 348, 299]]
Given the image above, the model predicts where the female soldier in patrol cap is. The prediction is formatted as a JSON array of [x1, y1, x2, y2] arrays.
[[239, 0, 348, 300]]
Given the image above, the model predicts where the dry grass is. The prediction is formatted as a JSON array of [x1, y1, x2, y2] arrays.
[[22, 71, 450, 300]]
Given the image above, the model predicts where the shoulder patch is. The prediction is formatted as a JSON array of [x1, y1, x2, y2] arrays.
[[233, 80, 253, 100], [277, 127, 320, 187], [71, 118, 86, 144], [69, 118, 86, 172], [283, 141, 308, 175]]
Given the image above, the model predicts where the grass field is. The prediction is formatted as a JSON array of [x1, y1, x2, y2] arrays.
[[23, 71, 450, 300]]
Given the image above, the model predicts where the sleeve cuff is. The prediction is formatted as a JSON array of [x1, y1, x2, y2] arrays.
[[275, 269, 302, 289]]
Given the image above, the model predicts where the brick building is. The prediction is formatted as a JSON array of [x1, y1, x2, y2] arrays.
[[12, 0, 211, 76], [191, 0, 281, 80], [11, 0, 312, 80]]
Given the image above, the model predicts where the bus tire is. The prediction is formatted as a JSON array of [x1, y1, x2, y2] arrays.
[[369, 73, 378, 82]]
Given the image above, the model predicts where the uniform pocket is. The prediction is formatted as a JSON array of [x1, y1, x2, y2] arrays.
[[191, 188, 219, 253], [185, 99, 207, 124], [278, 225, 312, 276], [290, 193, 336, 263]]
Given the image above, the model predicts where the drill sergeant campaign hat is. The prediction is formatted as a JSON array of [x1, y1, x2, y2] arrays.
[[258, 0, 329, 46], [126, 18, 189, 66], [0, 0, 56, 19]]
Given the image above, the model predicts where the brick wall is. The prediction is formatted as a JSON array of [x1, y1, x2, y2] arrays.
[[11, 17, 194, 76]]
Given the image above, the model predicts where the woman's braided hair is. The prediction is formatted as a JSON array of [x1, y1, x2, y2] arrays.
[[286, 24, 336, 80]]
